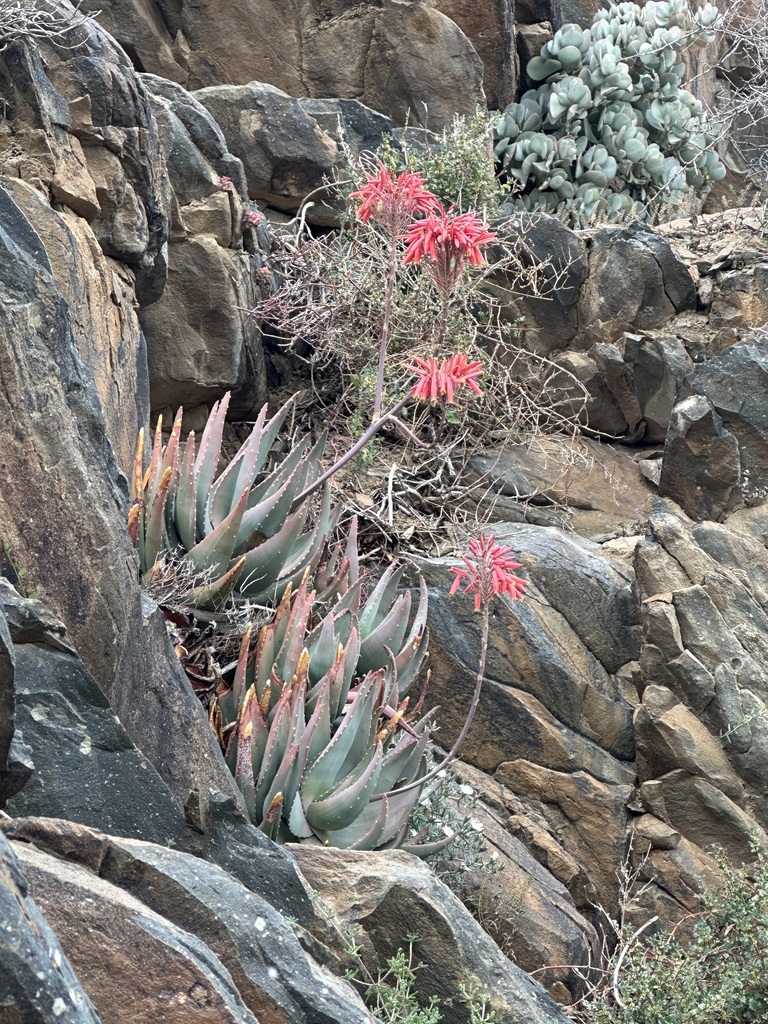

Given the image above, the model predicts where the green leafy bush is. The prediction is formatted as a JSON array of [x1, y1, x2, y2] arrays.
[[378, 111, 505, 217], [494, 0, 726, 222], [589, 847, 768, 1024]]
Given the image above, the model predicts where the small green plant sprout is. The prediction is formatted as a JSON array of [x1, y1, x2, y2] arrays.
[[345, 933, 442, 1024], [459, 979, 497, 1024], [378, 110, 506, 217], [494, 0, 726, 222]]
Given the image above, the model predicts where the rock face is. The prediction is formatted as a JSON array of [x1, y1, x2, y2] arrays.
[[6, 1, 768, 1020], [4, 819, 370, 1024], [291, 847, 570, 1024], [88, 0, 486, 131], [193, 83, 340, 214]]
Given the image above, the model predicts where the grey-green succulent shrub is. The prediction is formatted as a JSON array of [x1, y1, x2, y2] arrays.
[[493, 0, 726, 222]]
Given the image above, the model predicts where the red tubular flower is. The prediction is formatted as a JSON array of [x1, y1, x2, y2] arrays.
[[350, 163, 438, 236], [406, 353, 484, 405], [402, 204, 496, 296], [449, 535, 528, 612]]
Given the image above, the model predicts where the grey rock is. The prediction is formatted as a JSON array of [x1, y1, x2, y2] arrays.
[[494, 213, 589, 356], [194, 82, 340, 215], [292, 846, 571, 1024], [13, 840, 261, 1024], [0, 830, 103, 1024], [576, 223, 697, 348], [100, 836, 370, 1024], [416, 523, 637, 774], [622, 333, 694, 443], [658, 394, 742, 520], [682, 342, 768, 506], [4, 611, 191, 848]]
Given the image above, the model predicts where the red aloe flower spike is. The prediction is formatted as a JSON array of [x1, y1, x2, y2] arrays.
[[402, 203, 496, 297], [406, 353, 484, 405], [449, 535, 528, 612], [350, 162, 438, 237]]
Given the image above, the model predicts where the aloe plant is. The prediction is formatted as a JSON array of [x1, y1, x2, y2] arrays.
[[128, 393, 336, 610], [214, 522, 442, 851]]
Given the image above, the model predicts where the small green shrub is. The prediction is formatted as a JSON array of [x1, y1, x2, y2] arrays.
[[378, 111, 506, 217], [345, 932, 496, 1024], [588, 847, 768, 1024]]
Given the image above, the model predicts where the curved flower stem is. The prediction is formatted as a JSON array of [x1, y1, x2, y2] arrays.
[[289, 394, 410, 513], [432, 290, 452, 358], [372, 597, 491, 802], [373, 241, 399, 423]]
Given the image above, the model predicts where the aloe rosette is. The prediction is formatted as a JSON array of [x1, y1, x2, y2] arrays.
[[129, 393, 336, 610], [216, 522, 438, 850]]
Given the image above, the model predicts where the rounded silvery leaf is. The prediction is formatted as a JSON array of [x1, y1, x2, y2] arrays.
[[527, 55, 562, 81]]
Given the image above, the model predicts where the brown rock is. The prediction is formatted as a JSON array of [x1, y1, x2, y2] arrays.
[[627, 833, 721, 935], [517, 23, 554, 66], [1, 178, 147, 476], [291, 846, 571, 1024], [639, 770, 766, 863], [306, 1, 486, 130], [431, 0, 517, 109], [495, 760, 632, 906], [468, 436, 654, 538], [634, 685, 745, 800], [633, 813, 680, 851], [467, 804, 597, 1001], [140, 236, 264, 412], [549, 350, 629, 437]]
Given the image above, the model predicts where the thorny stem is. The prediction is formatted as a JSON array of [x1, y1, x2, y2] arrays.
[[372, 241, 399, 423], [289, 394, 410, 513], [372, 598, 491, 802]]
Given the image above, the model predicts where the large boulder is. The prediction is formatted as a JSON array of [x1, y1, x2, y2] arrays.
[[193, 82, 339, 215], [0, 584, 318, 922], [681, 342, 768, 506], [575, 223, 697, 348], [12, 838, 262, 1024], [3, 818, 370, 1024], [291, 846, 571, 1024], [432, 0, 517, 109], [657, 394, 742, 520]]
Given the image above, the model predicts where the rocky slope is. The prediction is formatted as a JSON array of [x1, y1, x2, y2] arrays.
[[2, 0, 768, 1019]]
